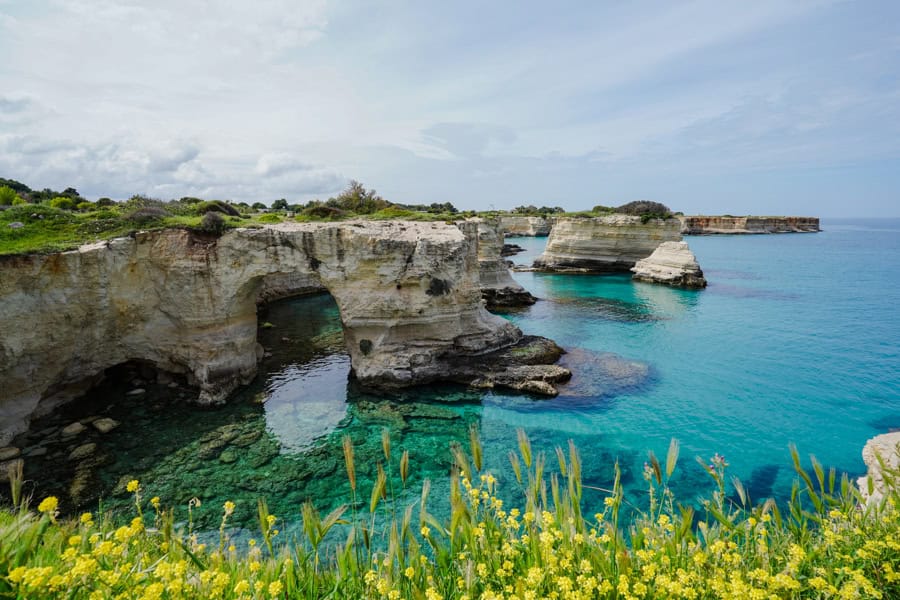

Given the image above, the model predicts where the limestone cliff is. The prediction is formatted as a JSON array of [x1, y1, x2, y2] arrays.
[[679, 216, 819, 235], [476, 219, 537, 308], [498, 216, 555, 237], [533, 216, 683, 272], [0, 221, 568, 445], [857, 431, 900, 506], [631, 241, 707, 288]]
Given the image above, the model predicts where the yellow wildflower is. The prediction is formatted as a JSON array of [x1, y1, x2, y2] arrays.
[[126, 480, 139, 493], [38, 496, 58, 515]]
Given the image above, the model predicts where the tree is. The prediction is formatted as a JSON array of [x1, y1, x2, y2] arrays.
[[271, 199, 289, 211], [330, 180, 389, 214], [0, 185, 18, 205], [251, 202, 266, 210]]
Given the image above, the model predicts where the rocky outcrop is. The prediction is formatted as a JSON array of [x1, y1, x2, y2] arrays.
[[476, 219, 537, 308], [0, 221, 569, 445], [679, 216, 819, 235], [631, 241, 707, 288], [533, 216, 683, 272], [857, 431, 900, 506], [499, 216, 555, 237]]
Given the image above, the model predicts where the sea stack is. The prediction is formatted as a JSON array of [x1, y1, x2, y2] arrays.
[[533, 215, 683, 272], [476, 219, 537, 308], [631, 241, 707, 288]]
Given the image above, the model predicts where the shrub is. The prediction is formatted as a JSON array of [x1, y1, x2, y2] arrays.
[[48, 197, 76, 210], [257, 213, 282, 223], [75, 201, 94, 212], [194, 200, 240, 217], [198, 211, 226, 235], [301, 205, 347, 220], [616, 200, 672, 218], [11, 196, 26, 206], [251, 202, 267, 210], [0, 185, 17, 206], [95, 197, 115, 207], [126, 206, 171, 223], [370, 206, 416, 220]]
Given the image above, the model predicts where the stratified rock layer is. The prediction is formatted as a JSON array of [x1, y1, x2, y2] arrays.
[[534, 216, 683, 272], [0, 221, 568, 445], [679, 216, 819, 235], [499, 216, 555, 236], [857, 431, 900, 506], [476, 219, 537, 308], [631, 241, 707, 288]]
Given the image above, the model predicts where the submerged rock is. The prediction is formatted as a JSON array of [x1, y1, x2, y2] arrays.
[[61, 422, 86, 437], [68, 443, 97, 461], [92, 417, 120, 433], [631, 241, 707, 288]]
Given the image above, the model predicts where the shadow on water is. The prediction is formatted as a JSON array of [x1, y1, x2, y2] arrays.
[[868, 414, 900, 433]]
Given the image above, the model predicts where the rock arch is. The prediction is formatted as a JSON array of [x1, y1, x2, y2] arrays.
[[0, 220, 557, 444]]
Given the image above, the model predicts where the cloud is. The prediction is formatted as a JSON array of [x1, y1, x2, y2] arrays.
[[0, 0, 898, 215], [422, 123, 517, 159]]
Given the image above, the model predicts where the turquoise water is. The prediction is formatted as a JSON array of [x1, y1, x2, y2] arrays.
[[11, 218, 900, 534]]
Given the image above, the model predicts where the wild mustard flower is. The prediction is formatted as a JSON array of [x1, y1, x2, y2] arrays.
[[126, 479, 139, 493], [37, 495, 58, 515]]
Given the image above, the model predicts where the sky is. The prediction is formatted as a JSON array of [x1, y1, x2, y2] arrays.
[[1, 0, 899, 216]]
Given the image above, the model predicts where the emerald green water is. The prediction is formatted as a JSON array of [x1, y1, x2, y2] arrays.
[[10, 218, 900, 538]]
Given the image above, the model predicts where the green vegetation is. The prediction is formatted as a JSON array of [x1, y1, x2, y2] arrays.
[[0, 176, 684, 256], [2, 433, 898, 599], [0, 186, 17, 206], [0, 178, 474, 255]]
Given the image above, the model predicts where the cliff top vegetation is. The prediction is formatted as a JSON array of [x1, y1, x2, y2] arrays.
[[0, 177, 677, 256], [0, 180, 473, 256]]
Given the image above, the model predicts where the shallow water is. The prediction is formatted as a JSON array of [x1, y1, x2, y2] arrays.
[[9, 218, 900, 536]]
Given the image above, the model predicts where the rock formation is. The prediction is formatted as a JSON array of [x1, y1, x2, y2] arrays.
[[499, 216, 555, 236], [0, 221, 569, 445], [679, 216, 819, 235], [857, 431, 900, 506], [533, 216, 683, 272], [631, 241, 707, 288], [476, 219, 537, 308]]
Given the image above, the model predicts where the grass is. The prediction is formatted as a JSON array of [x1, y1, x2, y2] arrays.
[[0, 205, 258, 256], [1, 431, 898, 599], [0, 202, 481, 256]]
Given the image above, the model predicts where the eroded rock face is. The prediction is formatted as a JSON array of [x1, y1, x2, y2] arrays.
[[499, 216, 555, 236], [857, 431, 900, 506], [0, 220, 553, 445], [534, 216, 683, 272], [476, 219, 537, 308], [631, 241, 707, 288], [679, 216, 820, 235]]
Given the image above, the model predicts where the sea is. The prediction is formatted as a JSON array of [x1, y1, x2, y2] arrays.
[[10, 218, 900, 536]]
